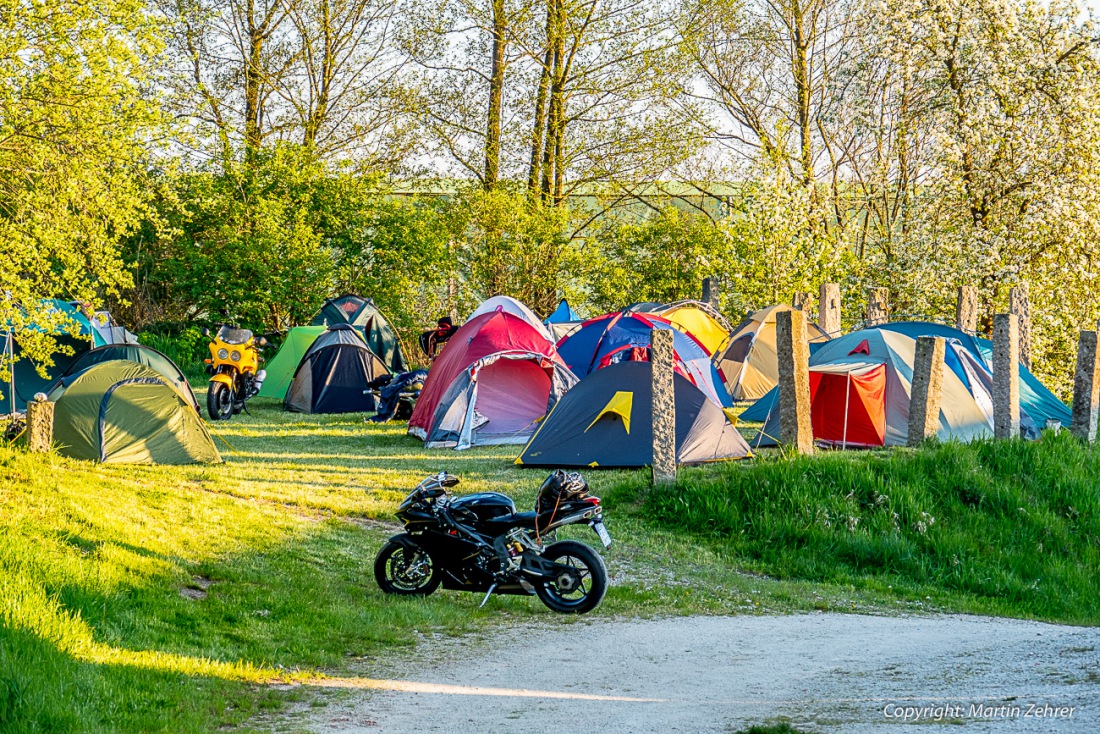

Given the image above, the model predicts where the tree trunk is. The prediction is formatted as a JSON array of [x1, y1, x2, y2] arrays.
[[244, 0, 265, 161], [527, 2, 554, 196], [791, 0, 814, 187], [484, 0, 507, 188]]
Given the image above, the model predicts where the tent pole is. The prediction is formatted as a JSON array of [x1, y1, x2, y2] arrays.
[[842, 373, 851, 450]]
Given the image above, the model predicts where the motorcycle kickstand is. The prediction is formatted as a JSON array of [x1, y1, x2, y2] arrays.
[[479, 583, 498, 608]]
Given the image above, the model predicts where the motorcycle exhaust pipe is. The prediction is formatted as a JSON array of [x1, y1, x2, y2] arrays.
[[251, 369, 267, 396]]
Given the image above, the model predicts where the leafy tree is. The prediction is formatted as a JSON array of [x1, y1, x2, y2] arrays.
[[126, 146, 342, 331], [0, 0, 163, 383], [582, 207, 730, 313], [446, 186, 573, 316]]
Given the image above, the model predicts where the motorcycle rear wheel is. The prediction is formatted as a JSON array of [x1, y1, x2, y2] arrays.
[[207, 383, 234, 421], [534, 540, 607, 614], [374, 539, 441, 596]]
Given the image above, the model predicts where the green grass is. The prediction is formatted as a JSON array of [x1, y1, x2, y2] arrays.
[[3, 397, 1099, 732], [634, 433, 1100, 623]]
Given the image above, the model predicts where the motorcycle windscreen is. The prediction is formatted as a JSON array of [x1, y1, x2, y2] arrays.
[[809, 364, 887, 447], [471, 359, 551, 440]]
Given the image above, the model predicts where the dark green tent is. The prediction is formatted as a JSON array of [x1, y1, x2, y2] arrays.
[[516, 361, 751, 468], [310, 295, 408, 373], [60, 343, 199, 411], [48, 360, 220, 464]]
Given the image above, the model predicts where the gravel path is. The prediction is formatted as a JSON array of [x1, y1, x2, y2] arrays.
[[302, 613, 1100, 733]]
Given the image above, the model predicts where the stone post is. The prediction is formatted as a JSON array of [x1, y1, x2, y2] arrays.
[[1010, 284, 1031, 370], [775, 310, 814, 454], [866, 288, 889, 326], [819, 283, 841, 336], [27, 393, 54, 453], [907, 337, 946, 447], [701, 277, 720, 310], [792, 291, 814, 318], [1071, 330, 1100, 442], [650, 328, 677, 485], [956, 286, 978, 333], [993, 314, 1021, 439]]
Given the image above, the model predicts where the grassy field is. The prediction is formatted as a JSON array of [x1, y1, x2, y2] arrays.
[[2, 396, 1098, 732]]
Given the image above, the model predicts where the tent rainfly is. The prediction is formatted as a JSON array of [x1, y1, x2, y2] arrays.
[[48, 360, 221, 464], [60, 343, 199, 411], [745, 328, 1039, 448], [631, 300, 732, 355], [516, 361, 752, 468], [467, 295, 554, 340], [556, 310, 731, 409]]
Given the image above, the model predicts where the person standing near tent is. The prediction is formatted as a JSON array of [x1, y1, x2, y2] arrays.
[[419, 317, 459, 362]]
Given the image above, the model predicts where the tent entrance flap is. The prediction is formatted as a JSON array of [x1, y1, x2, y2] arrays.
[[472, 359, 552, 437], [810, 364, 887, 447]]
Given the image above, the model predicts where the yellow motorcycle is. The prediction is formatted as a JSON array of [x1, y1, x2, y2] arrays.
[[201, 325, 267, 420]]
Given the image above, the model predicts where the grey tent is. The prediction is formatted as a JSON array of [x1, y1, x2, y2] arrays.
[[285, 324, 390, 414]]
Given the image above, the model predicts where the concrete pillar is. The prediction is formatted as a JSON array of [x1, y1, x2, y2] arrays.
[[866, 288, 889, 326], [775, 310, 814, 454], [792, 291, 814, 318], [650, 328, 677, 485], [956, 286, 978, 333], [1010, 284, 1031, 370], [1071, 330, 1100, 442], [27, 394, 54, 453], [992, 314, 1021, 439], [819, 283, 841, 336], [701, 277, 720, 310], [907, 337, 946, 447]]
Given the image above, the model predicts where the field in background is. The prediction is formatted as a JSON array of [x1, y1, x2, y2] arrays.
[[2, 396, 1098, 732]]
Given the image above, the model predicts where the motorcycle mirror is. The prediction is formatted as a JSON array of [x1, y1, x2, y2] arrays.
[[200, 327, 211, 338], [256, 336, 268, 347]]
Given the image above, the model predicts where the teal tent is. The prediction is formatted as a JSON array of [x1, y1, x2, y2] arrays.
[[3, 300, 104, 414]]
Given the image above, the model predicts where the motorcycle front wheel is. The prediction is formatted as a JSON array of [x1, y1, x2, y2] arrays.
[[374, 539, 441, 596], [207, 382, 234, 421], [534, 540, 608, 614]]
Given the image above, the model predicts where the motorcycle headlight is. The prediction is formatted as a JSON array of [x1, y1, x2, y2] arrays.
[[217, 348, 229, 360], [230, 350, 241, 362]]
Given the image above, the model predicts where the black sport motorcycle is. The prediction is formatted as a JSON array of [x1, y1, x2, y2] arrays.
[[375, 470, 612, 614]]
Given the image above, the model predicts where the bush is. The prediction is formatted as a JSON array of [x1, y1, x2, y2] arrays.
[[629, 434, 1100, 622]]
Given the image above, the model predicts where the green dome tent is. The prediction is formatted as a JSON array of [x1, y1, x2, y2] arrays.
[[48, 360, 221, 464], [59, 343, 199, 411], [257, 326, 328, 399], [310, 295, 407, 373]]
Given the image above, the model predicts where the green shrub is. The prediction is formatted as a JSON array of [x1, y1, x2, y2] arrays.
[[633, 434, 1100, 622]]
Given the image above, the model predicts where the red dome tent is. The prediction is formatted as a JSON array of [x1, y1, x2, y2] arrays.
[[409, 309, 578, 449]]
